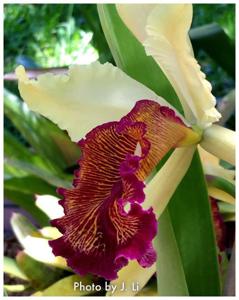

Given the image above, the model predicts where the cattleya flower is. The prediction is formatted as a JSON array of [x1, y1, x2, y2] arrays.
[[16, 4, 235, 281]]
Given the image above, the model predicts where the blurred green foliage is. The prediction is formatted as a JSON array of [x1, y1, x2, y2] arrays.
[[192, 4, 235, 102], [4, 4, 111, 73], [4, 4, 235, 98], [193, 4, 235, 42]]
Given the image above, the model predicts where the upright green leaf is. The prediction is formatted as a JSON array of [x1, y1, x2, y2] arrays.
[[5, 130, 35, 163], [98, 4, 221, 295], [4, 130, 32, 178], [169, 151, 221, 295], [155, 209, 189, 295]]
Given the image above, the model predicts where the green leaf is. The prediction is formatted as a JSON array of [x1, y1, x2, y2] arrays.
[[168, 152, 221, 295], [136, 280, 158, 296], [5, 158, 71, 188], [5, 190, 50, 227], [190, 23, 235, 78], [4, 162, 28, 179], [38, 274, 94, 296], [4, 130, 55, 175], [5, 175, 57, 196], [10, 213, 38, 242], [4, 130, 32, 178], [155, 209, 189, 295], [222, 213, 235, 222], [210, 176, 235, 197], [5, 130, 35, 163], [218, 202, 235, 214], [4, 256, 28, 280], [218, 202, 235, 222], [4, 88, 80, 171], [16, 251, 65, 290], [5, 175, 57, 227], [98, 4, 221, 296]]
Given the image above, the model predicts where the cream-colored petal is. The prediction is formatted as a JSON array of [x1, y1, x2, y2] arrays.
[[23, 236, 69, 270], [200, 125, 235, 166], [116, 4, 156, 42], [203, 164, 235, 184], [116, 4, 195, 57], [143, 146, 196, 218], [198, 146, 235, 183], [144, 4, 221, 127], [117, 4, 221, 127], [35, 194, 64, 220], [16, 62, 171, 142]]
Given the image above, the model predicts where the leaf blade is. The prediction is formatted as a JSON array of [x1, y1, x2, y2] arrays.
[[168, 152, 221, 295], [155, 209, 189, 295]]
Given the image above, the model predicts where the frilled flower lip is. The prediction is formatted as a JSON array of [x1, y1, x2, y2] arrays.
[[48, 99, 197, 280]]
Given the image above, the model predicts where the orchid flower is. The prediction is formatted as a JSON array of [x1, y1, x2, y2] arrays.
[[15, 4, 235, 282]]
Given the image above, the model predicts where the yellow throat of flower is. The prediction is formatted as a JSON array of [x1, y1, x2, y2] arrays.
[[178, 125, 202, 147]]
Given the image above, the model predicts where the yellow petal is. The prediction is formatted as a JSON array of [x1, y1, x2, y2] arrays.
[[106, 260, 156, 296], [39, 227, 62, 239], [4, 284, 27, 293], [117, 4, 221, 127], [200, 125, 235, 166], [198, 145, 219, 165], [208, 186, 235, 205], [16, 62, 172, 142], [204, 164, 235, 184]]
